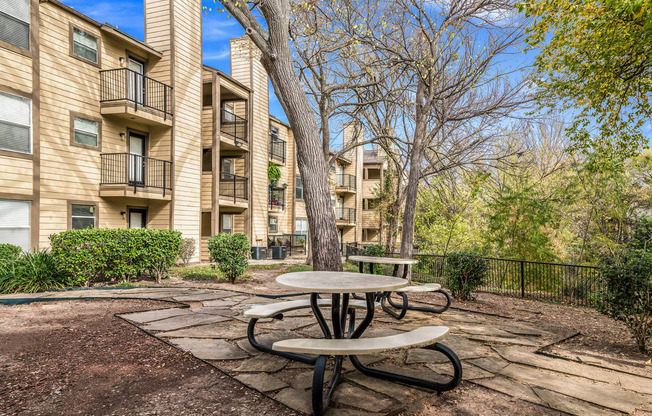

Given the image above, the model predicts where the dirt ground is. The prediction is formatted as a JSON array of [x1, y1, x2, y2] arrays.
[[0, 299, 299, 416]]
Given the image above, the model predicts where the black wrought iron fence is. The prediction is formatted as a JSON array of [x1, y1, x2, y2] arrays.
[[220, 108, 248, 143], [334, 207, 356, 224], [100, 68, 173, 119], [219, 172, 248, 201], [270, 139, 286, 163], [345, 244, 602, 307], [335, 174, 356, 191], [100, 153, 172, 196], [268, 233, 307, 256]]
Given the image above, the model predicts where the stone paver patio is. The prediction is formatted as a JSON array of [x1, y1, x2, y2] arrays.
[[2, 286, 651, 415]]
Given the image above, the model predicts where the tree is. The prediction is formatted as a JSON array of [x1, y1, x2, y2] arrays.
[[518, 0, 652, 157], [210, 0, 342, 271]]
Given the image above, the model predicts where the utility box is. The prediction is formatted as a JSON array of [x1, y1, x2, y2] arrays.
[[271, 246, 287, 260], [251, 247, 268, 260]]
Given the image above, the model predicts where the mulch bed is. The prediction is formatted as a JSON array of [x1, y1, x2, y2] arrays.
[[0, 299, 299, 416]]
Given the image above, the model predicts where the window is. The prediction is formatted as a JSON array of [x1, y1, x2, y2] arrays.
[[270, 125, 279, 141], [201, 212, 211, 237], [202, 83, 212, 107], [72, 116, 99, 148], [0, 199, 30, 251], [366, 168, 381, 180], [72, 27, 98, 64], [295, 176, 303, 200], [295, 219, 308, 236], [71, 204, 95, 229], [223, 103, 234, 122], [202, 148, 212, 172], [222, 157, 234, 175], [0, 0, 30, 50], [0, 91, 31, 154], [269, 216, 277, 233], [221, 214, 233, 234], [363, 199, 378, 210]]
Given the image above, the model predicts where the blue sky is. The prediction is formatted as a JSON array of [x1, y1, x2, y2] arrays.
[[61, 0, 287, 121]]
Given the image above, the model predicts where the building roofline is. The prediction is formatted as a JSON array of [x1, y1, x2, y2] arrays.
[[269, 115, 291, 129], [202, 64, 252, 92], [40, 0, 162, 58]]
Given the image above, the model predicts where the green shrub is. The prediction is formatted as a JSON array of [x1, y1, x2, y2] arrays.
[[0, 250, 73, 294], [49, 228, 182, 285], [208, 233, 250, 283], [444, 251, 488, 300], [363, 244, 386, 257], [179, 238, 196, 266], [0, 243, 22, 263], [598, 250, 651, 353]]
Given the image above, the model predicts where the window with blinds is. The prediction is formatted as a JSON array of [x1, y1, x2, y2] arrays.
[[73, 116, 99, 147], [295, 176, 304, 200], [0, 199, 30, 252], [0, 0, 30, 50], [0, 91, 31, 154], [71, 204, 95, 229], [72, 27, 98, 63]]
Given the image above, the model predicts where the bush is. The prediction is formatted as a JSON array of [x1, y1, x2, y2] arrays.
[[598, 250, 652, 353], [49, 228, 182, 285], [444, 251, 488, 300], [208, 233, 250, 283], [0, 250, 73, 294], [0, 243, 22, 263], [363, 244, 386, 257], [179, 238, 196, 266]]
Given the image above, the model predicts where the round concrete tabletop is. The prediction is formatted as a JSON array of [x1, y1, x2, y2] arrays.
[[276, 271, 408, 293], [348, 256, 419, 265]]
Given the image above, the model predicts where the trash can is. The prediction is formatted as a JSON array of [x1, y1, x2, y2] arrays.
[[251, 247, 268, 260], [271, 246, 287, 260]]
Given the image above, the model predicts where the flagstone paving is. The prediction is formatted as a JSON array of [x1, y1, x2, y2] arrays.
[[2, 286, 651, 415]]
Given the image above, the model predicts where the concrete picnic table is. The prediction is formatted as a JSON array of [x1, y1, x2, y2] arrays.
[[348, 255, 452, 318]]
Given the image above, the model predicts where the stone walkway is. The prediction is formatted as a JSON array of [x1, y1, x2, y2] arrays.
[[2, 286, 651, 415]]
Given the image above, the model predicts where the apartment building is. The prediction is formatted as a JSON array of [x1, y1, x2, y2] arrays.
[[0, 0, 385, 261]]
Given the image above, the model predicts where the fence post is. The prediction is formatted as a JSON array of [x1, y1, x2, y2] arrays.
[[520, 260, 525, 298]]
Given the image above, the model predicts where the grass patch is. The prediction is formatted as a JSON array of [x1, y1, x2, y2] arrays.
[[172, 265, 226, 281], [284, 262, 359, 274], [247, 263, 285, 270]]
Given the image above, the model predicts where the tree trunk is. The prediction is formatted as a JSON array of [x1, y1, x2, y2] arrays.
[[257, 2, 342, 271]]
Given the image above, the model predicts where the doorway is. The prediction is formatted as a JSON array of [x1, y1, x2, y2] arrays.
[[128, 132, 146, 186], [128, 57, 145, 104], [128, 208, 147, 228]]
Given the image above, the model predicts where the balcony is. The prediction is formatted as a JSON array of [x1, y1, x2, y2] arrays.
[[270, 138, 286, 164], [269, 187, 286, 211], [100, 153, 172, 200], [220, 108, 248, 147], [100, 68, 173, 126], [335, 174, 357, 193], [219, 172, 248, 206], [334, 207, 356, 225]]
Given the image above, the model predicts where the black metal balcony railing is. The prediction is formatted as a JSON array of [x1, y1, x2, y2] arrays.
[[335, 173, 356, 191], [100, 153, 172, 196], [270, 139, 286, 163], [269, 187, 285, 209], [100, 68, 173, 119], [334, 207, 356, 224], [219, 172, 248, 202], [221, 108, 248, 144]]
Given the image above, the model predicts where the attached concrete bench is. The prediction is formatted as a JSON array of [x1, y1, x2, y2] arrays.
[[245, 298, 380, 364], [273, 326, 462, 416], [382, 283, 452, 319]]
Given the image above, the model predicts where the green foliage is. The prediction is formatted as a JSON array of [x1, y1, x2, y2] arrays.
[[208, 233, 250, 283], [598, 250, 652, 353], [517, 0, 652, 157], [174, 265, 225, 281], [0, 243, 22, 263], [363, 244, 386, 257], [49, 228, 182, 285], [629, 217, 652, 251], [179, 238, 196, 266], [268, 162, 282, 183], [444, 252, 488, 300], [0, 250, 73, 294], [285, 264, 313, 273]]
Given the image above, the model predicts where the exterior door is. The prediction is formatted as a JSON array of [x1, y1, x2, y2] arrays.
[[128, 208, 147, 228], [128, 58, 145, 104], [128, 132, 146, 186]]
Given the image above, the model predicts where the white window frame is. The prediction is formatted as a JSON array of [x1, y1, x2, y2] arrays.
[[0, 199, 30, 251], [222, 213, 233, 234], [73, 116, 99, 147], [0, 91, 32, 154], [269, 216, 278, 233], [295, 176, 303, 200], [295, 219, 308, 236], [70, 204, 96, 230], [72, 26, 98, 64]]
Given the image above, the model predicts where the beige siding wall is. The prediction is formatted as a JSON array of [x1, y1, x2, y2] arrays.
[[0, 157, 33, 196], [0, 49, 31, 91]]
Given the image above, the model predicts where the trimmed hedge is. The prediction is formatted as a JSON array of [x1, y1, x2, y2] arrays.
[[49, 228, 182, 284], [208, 233, 250, 283], [444, 251, 488, 300], [0, 243, 22, 263]]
